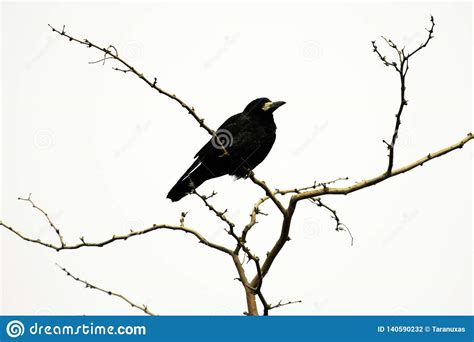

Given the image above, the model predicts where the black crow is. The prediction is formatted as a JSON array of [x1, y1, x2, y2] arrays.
[[167, 98, 285, 202]]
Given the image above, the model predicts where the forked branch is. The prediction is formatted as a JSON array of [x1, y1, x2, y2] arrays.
[[372, 16, 435, 174], [1, 16, 470, 317]]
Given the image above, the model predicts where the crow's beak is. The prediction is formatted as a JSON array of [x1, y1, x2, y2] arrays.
[[262, 101, 286, 112]]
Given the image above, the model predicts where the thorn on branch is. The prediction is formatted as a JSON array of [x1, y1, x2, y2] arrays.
[[179, 211, 188, 227]]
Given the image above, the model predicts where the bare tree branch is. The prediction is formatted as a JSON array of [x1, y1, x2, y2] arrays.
[[269, 299, 302, 311], [311, 198, 354, 246], [294, 133, 472, 202], [407, 15, 435, 58], [274, 177, 350, 196], [372, 16, 436, 174], [2, 16, 469, 317], [237, 176, 350, 252], [247, 171, 287, 215], [236, 195, 269, 254], [17, 193, 65, 247], [191, 190, 275, 316], [231, 254, 258, 315], [249, 132, 472, 291], [193, 190, 235, 232], [46, 24, 230, 155], [1, 218, 233, 255], [56, 264, 157, 316]]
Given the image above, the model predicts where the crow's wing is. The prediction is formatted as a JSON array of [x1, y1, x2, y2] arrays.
[[175, 113, 243, 184], [194, 112, 243, 159]]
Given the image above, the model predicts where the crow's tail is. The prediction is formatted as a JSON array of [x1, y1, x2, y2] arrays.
[[166, 165, 208, 202]]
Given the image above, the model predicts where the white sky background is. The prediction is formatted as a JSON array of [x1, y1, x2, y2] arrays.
[[1, 2, 472, 315]]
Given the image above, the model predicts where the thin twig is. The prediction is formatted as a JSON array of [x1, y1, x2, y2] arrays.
[[406, 15, 435, 58], [1, 221, 233, 255], [193, 190, 235, 232], [56, 264, 157, 316], [236, 195, 269, 254], [269, 299, 302, 311], [47, 24, 229, 155], [311, 198, 354, 246], [179, 211, 188, 227], [247, 171, 286, 215], [372, 16, 436, 174], [274, 177, 350, 197], [17, 194, 65, 247]]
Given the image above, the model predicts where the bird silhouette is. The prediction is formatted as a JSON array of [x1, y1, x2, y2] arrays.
[[167, 98, 285, 201]]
